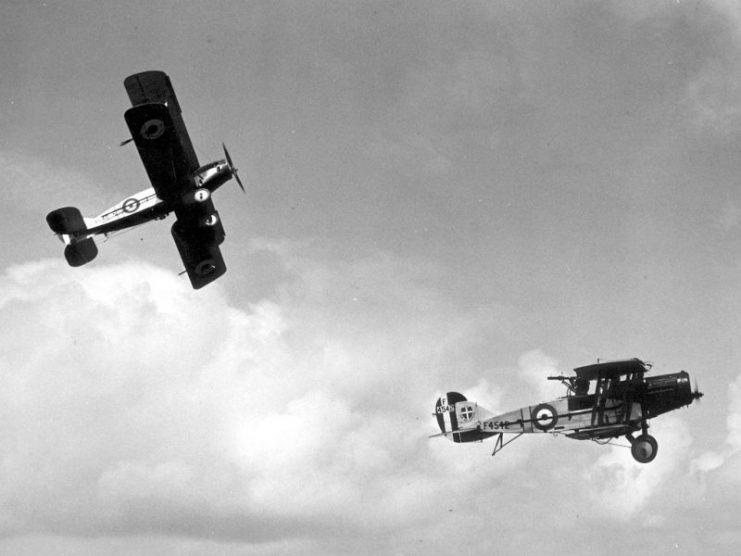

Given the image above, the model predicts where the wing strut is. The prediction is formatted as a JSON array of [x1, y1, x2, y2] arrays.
[[492, 432, 524, 457]]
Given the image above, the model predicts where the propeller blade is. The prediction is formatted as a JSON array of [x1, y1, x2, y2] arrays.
[[234, 172, 245, 193], [222, 143, 245, 193], [119, 138, 134, 147], [692, 379, 704, 402]]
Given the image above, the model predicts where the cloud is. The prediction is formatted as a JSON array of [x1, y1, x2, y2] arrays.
[[584, 414, 694, 519], [581, 368, 741, 525], [724, 372, 741, 452], [687, 371, 741, 483], [2, 252, 731, 554], [0, 251, 508, 551]]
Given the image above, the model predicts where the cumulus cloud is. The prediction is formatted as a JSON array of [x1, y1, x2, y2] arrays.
[[584, 415, 694, 519], [724, 372, 741, 452], [0, 250, 512, 551], [3, 251, 728, 554], [580, 368, 741, 525], [686, 371, 741, 483]]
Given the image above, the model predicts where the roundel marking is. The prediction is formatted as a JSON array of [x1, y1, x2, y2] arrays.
[[140, 118, 165, 140], [122, 197, 140, 214], [194, 188, 211, 202], [201, 214, 219, 227], [195, 259, 217, 276], [532, 403, 558, 431]]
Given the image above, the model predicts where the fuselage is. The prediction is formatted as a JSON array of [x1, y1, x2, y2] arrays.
[[65, 159, 234, 241], [433, 359, 701, 463], [440, 370, 697, 443]]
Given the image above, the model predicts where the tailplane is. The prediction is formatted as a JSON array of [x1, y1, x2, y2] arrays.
[[434, 392, 493, 443], [46, 207, 98, 267]]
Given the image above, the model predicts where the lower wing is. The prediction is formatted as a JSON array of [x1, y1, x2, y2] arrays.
[[171, 220, 227, 289]]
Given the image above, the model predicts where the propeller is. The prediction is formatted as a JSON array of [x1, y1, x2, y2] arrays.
[[222, 143, 245, 193], [692, 379, 704, 402]]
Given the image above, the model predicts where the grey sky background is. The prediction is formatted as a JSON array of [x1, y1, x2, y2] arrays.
[[1, 1, 740, 554]]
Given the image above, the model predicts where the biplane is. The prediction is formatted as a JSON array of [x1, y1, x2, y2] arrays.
[[432, 358, 702, 463], [46, 71, 244, 289]]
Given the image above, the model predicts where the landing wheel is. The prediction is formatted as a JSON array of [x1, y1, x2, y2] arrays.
[[630, 434, 658, 464]]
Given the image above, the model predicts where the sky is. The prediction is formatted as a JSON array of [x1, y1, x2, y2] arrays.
[[1, 0, 741, 554]]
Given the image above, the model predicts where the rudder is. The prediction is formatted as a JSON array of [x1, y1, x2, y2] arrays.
[[434, 391, 497, 443]]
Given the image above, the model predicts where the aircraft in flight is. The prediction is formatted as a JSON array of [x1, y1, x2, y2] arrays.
[[433, 358, 702, 463], [46, 70, 243, 289]]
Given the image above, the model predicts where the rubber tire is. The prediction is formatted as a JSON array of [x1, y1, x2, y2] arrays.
[[631, 434, 658, 464]]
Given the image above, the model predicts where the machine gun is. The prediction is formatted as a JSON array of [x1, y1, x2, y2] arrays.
[[547, 374, 589, 395]]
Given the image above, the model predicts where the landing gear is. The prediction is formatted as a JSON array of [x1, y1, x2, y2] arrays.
[[630, 435, 658, 463], [627, 429, 658, 464]]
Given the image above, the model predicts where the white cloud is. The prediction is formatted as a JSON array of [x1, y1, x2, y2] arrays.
[[690, 450, 725, 474], [584, 415, 694, 519], [0, 252, 507, 550], [689, 371, 741, 484], [2, 252, 730, 554], [725, 372, 741, 452]]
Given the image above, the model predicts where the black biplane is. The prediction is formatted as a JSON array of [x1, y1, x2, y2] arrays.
[[46, 71, 243, 289], [433, 358, 702, 463]]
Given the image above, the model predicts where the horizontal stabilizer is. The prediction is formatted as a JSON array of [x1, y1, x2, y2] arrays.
[[47, 207, 98, 267], [47, 207, 86, 235], [64, 237, 98, 267]]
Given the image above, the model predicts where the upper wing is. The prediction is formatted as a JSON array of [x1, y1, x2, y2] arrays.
[[124, 71, 199, 168], [123, 71, 200, 204]]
